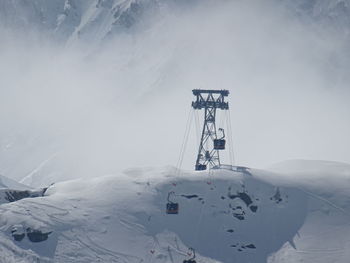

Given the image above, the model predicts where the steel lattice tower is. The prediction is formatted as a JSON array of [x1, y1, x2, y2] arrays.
[[192, 89, 229, 171]]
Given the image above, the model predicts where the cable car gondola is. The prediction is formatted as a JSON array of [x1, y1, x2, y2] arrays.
[[166, 191, 179, 214], [183, 248, 196, 263], [195, 164, 207, 170], [214, 128, 226, 150]]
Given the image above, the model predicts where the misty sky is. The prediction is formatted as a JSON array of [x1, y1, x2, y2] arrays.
[[0, 0, 349, 185]]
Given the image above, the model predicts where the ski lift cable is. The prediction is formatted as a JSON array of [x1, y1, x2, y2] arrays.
[[176, 108, 194, 174], [226, 110, 235, 166], [148, 236, 158, 263], [181, 109, 194, 166], [224, 111, 233, 166], [194, 169, 212, 246], [194, 199, 206, 250], [219, 110, 225, 132], [178, 109, 194, 174], [176, 108, 191, 170], [194, 111, 200, 147], [229, 111, 235, 165], [176, 108, 192, 169]]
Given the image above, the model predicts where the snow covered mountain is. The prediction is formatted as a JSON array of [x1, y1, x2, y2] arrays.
[[1, 1, 350, 261], [0, 160, 349, 263], [1, 0, 350, 46], [0, 0, 191, 47], [285, 0, 350, 24]]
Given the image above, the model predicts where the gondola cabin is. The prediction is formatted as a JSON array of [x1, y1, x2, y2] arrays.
[[195, 164, 207, 170], [214, 138, 226, 150], [183, 247, 196, 263], [166, 202, 179, 214]]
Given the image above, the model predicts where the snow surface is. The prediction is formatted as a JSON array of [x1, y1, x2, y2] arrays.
[[266, 160, 350, 263], [0, 160, 349, 262]]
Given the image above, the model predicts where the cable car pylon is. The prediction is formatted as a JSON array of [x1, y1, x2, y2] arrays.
[[192, 89, 229, 171]]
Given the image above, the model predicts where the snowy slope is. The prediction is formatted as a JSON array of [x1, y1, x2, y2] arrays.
[[0, 161, 349, 262], [265, 160, 350, 263]]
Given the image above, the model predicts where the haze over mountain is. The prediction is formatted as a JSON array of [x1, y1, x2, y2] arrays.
[[1, 0, 350, 185], [1, 0, 350, 44], [0, 0, 350, 262]]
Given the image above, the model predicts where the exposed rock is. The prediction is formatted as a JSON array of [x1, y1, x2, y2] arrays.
[[5, 190, 31, 202], [250, 205, 258, 213], [270, 188, 283, 204], [228, 191, 253, 207], [181, 194, 199, 199], [233, 212, 245, 221], [26, 228, 52, 243], [11, 225, 25, 242], [245, 244, 256, 249], [1, 187, 51, 204]]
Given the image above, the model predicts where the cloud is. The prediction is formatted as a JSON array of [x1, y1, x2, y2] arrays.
[[0, 0, 349, 185]]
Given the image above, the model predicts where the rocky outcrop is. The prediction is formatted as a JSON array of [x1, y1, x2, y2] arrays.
[[0, 188, 48, 204], [26, 228, 52, 243], [11, 225, 52, 243]]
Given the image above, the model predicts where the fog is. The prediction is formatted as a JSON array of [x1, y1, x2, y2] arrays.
[[0, 0, 350, 185]]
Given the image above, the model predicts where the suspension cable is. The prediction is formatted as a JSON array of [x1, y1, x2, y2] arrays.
[[194, 169, 211, 247], [194, 110, 200, 147], [226, 110, 235, 166], [176, 108, 191, 171], [176, 108, 194, 175], [219, 109, 225, 131]]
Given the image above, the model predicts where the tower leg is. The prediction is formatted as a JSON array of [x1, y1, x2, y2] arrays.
[[195, 107, 220, 170]]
